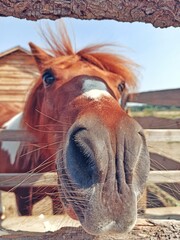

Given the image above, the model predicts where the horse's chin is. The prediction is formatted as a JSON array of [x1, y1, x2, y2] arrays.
[[65, 205, 136, 236], [78, 210, 137, 236], [82, 223, 136, 237], [63, 189, 137, 236]]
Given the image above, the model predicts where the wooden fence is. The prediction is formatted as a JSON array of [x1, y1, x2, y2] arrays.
[[127, 88, 180, 210], [0, 88, 180, 208], [127, 88, 180, 107], [0, 129, 179, 200], [126, 88, 180, 170], [0, 170, 179, 188], [0, 88, 179, 239]]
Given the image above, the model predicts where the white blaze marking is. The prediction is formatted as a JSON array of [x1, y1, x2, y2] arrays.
[[82, 79, 111, 100], [2, 112, 23, 165], [83, 89, 111, 100], [82, 79, 107, 92]]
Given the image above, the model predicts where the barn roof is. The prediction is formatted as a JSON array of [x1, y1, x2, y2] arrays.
[[0, 46, 31, 58]]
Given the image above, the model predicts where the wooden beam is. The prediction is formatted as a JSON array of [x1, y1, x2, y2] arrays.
[[1, 129, 180, 143], [0, 86, 30, 91], [0, 130, 36, 142], [0, 95, 25, 102], [0, 219, 180, 239], [148, 171, 180, 184], [128, 88, 180, 107], [0, 172, 58, 188], [134, 116, 180, 129], [0, 171, 179, 188], [145, 129, 180, 142], [0, 0, 179, 28]]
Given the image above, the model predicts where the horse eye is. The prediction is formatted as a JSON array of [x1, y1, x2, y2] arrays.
[[118, 81, 125, 93], [42, 69, 56, 86]]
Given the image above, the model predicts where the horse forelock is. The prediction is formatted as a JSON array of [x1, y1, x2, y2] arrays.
[[39, 21, 137, 89]]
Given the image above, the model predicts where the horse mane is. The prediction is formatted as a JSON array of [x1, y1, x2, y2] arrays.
[[41, 21, 137, 88]]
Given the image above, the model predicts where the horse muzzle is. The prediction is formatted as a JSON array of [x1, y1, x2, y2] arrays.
[[56, 113, 150, 235]]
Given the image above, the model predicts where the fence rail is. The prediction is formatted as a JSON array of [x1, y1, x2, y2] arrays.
[[0, 129, 35, 142], [1, 129, 180, 142], [128, 88, 180, 107], [0, 171, 179, 188], [0, 128, 179, 188]]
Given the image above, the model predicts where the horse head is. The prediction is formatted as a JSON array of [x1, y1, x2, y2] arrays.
[[23, 23, 150, 236]]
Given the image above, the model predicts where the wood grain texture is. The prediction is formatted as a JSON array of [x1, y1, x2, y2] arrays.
[[134, 116, 180, 129], [0, 171, 179, 188], [0, 49, 38, 103], [0, 219, 180, 239], [148, 171, 180, 184], [128, 88, 180, 107], [0, 48, 39, 126], [0, 129, 36, 142], [145, 129, 180, 142], [1, 129, 179, 142], [0, 0, 179, 28]]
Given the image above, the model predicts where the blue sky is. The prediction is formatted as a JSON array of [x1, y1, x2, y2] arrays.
[[0, 17, 180, 92]]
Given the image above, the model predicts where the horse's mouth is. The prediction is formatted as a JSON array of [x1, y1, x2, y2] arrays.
[[62, 190, 137, 236], [61, 187, 137, 235], [59, 162, 137, 236]]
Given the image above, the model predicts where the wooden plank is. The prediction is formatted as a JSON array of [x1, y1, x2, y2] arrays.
[[0, 74, 37, 79], [0, 83, 32, 86], [1, 215, 81, 233], [145, 129, 180, 142], [0, 172, 58, 188], [0, 80, 34, 85], [128, 88, 180, 107], [150, 152, 180, 170], [1, 129, 179, 142], [0, 91, 27, 95], [145, 207, 180, 220], [134, 116, 180, 129], [0, 73, 35, 79], [0, 130, 35, 142], [0, 95, 25, 102], [148, 171, 180, 184], [0, 219, 180, 239], [0, 85, 31, 91], [0, 171, 179, 188]]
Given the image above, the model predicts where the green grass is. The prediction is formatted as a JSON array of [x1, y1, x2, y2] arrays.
[[128, 105, 180, 119], [130, 110, 180, 119]]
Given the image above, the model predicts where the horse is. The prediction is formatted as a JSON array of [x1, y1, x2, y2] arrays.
[[0, 23, 150, 236]]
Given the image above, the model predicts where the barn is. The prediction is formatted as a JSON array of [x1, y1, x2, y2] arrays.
[[0, 46, 39, 126]]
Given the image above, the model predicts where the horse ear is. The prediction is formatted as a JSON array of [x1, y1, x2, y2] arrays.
[[29, 42, 51, 71]]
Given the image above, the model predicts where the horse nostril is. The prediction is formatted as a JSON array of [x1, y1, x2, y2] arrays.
[[66, 129, 99, 188], [71, 127, 87, 136]]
